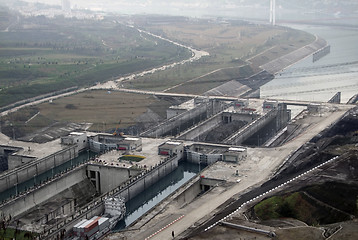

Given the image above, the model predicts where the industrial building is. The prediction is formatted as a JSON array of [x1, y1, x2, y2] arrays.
[[0, 95, 353, 240]]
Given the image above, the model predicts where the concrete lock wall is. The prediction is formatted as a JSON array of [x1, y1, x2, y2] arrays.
[[175, 179, 201, 207], [86, 164, 141, 194], [0, 167, 87, 218], [142, 102, 211, 138], [179, 112, 222, 140], [142, 99, 228, 138], [225, 112, 258, 123], [41, 154, 181, 239], [115, 155, 180, 202], [0, 146, 78, 193], [224, 110, 278, 145], [8, 155, 36, 170]]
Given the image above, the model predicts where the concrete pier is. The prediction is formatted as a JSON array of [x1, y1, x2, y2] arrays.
[[313, 45, 330, 62]]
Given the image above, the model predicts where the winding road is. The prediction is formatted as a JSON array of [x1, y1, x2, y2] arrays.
[[0, 27, 209, 117]]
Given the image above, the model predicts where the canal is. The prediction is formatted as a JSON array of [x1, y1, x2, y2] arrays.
[[0, 150, 95, 202], [261, 24, 358, 104], [114, 161, 203, 231]]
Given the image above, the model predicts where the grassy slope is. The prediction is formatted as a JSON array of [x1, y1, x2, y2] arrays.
[[123, 20, 315, 93], [254, 182, 358, 225], [0, 14, 191, 108], [0, 90, 172, 135]]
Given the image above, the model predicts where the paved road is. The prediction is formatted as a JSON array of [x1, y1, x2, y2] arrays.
[[0, 28, 209, 118], [138, 107, 351, 240]]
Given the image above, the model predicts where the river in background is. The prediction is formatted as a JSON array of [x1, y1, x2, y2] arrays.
[[261, 25, 358, 106]]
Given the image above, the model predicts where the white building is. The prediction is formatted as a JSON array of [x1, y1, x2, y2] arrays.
[[61, 132, 87, 151], [222, 147, 247, 163]]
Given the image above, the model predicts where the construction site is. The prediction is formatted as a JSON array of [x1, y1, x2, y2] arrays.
[[0, 84, 356, 239], [1, 7, 358, 240]]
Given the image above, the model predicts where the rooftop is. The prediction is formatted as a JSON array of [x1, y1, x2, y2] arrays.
[[228, 147, 247, 152], [224, 98, 266, 115], [92, 137, 176, 169], [169, 99, 195, 111], [0, 135, 64, 160]]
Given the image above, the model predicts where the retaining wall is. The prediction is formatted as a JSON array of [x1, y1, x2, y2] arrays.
[[174, 180, 201, 207], [86, 164, 141, 194], [0, 166, 86, 218], [224, 110, 278, 145], [0, 146, 78, 193], [178, 112, 222, 141], [43, 153, 181, 239], [141, 100, 226, 138]]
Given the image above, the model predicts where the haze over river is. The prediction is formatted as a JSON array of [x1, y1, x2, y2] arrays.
[[261, 24, 358, 104]]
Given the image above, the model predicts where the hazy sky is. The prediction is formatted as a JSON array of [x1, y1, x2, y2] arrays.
[[21, 0, 271, 17], [15, 0, 358, 20]]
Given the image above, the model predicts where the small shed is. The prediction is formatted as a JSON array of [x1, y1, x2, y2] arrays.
[[158, 141, 183, 157], [118, 137, 142, 151], [308, 103, 321, 113], [223, 147, 247, 162], [263, 100, 278, 110], [234, 99, 249, 108], [61, 132, 88, 151]]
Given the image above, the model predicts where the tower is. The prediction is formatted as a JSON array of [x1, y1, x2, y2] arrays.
[[269, 0, 276, 26]]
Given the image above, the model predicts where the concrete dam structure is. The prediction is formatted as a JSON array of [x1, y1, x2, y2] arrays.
[[164, 98, 291, 147], [0, 145, 78, 194], [43, 154, 181, 239], [141, 99, 227, 138]]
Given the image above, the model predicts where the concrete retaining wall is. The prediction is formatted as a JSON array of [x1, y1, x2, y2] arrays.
[[0, 146, 78, 193], [175, 180, 201, 207], [141, 100, 226, 138], [115, 154, 180, 202], [328, 92, 341, 104], [86, 164, 141, 194], [42, 154, 181, 239], [313, 45, 330, 62], [178, 112, 222, 140], [224, 110, 278, 145], [0, 166, 86, 218]]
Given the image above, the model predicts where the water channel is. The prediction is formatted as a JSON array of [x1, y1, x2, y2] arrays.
[[114, 161, 202, 231], [0, 150, 95, 202], [2, 22, 357, 236], [0, 150, 202, 233], [261, 24, 358, 104]]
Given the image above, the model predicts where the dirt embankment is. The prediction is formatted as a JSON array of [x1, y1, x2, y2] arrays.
[[247, 107, 358, 239]]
